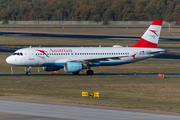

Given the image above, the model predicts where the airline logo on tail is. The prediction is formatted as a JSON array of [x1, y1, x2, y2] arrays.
[[131, 19, 163, 48], [149, 30, 158, 36]]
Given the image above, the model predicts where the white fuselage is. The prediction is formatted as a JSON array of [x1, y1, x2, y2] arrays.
[[6, 47, 165, 67], [5, 19, 165, 75]]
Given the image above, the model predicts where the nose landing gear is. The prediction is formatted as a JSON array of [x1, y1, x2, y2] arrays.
[[26, 66, 31, 75]]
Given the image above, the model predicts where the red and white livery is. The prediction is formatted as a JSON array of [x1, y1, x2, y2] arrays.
[[6, 20, 165, 75]]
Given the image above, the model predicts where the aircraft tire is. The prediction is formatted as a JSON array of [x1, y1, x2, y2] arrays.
[[86, 70, 94, 75], [73, 72, 79, 75], [26, 71, 31, 75]]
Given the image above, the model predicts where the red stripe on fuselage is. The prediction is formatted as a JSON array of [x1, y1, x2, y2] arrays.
[[151, 19, 163, 26], [131, 38, 157, 48]]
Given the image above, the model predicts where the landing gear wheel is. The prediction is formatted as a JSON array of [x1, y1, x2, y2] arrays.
[[73, 72, 79, 75], [86, 70, 94, 75], [26, 71, 31, 75], [26, 66, 31, 75]]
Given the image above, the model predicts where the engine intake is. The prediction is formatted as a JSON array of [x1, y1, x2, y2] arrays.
[[64, 62, 82, 73]]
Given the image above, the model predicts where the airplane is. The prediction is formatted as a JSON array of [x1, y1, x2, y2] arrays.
[[6, 19, 165, 75]]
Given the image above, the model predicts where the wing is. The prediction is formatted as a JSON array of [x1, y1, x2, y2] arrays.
[[69, 55, 130, 63]]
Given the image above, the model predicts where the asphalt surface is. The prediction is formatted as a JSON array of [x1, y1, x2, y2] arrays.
[[0, 99, 180, 120], [1, 33, 180, 119], [0, 31, 180, 60], [0, 31, 180, 41], [1, 73, 180, 76]]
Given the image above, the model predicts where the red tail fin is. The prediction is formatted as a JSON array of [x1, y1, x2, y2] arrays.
[[131, 19, 163, 48]]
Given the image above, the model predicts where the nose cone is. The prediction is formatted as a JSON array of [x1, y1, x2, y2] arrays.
[[6, 56, 12, 64]]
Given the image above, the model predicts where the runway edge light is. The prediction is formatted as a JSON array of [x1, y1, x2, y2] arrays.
[[158, 73, 164, 79]]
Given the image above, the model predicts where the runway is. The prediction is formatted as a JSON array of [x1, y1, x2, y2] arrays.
[[0, 31, 180, 41], [1, 73, 180, 76], [0, 99, 180, 120], [1, 32, 180, 119]]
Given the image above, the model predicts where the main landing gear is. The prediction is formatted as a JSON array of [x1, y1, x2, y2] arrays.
[[73, 72, 79, 75], [86, 67, 94, 75], [86, 70, 94, 75], [72, 69, 94, 75], [73, 70, 94, 75], [26, 66, 31, 75]]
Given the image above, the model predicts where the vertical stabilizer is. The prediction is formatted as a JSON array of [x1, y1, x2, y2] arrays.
[[131, 19, 163, 48]]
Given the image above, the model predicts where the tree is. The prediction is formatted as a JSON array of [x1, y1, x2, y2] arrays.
[[165, 0, 175, 22], [92, 14, 101, 24]]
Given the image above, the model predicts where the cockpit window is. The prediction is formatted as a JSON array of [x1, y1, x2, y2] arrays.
[[13, 52, 23, 56]]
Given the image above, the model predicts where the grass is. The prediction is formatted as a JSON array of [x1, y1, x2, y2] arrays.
[[1, 75, 180, 113], [1, 36, 180, 54], [1, 53, 180, 112], [1, 53, 180, 74], [0, 26, 180, 112], [1, 36, 180, 47], [0, 27, 179, 38]]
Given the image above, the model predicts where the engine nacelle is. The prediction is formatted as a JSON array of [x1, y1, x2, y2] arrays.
[[64, 62, 82, 73], [43, 66, 61, 71]]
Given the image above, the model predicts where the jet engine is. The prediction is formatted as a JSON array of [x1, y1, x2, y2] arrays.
[[64, 62, 82, 73], [43, 66, 61, 71]]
